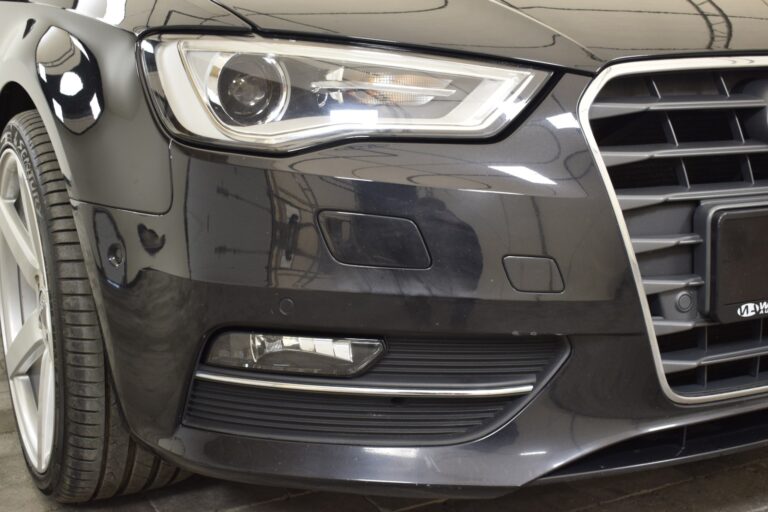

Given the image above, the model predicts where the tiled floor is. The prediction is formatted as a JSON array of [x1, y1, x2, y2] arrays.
[[2, 359, 768, 511]]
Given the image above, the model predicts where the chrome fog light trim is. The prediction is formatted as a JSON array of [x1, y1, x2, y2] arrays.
[[194, 370, 535, 398]]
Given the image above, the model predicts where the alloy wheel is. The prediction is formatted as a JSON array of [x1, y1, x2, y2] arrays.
[[0, 147, 55, 473]]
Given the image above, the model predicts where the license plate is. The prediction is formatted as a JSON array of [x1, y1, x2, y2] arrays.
[[711, 207, 768, 323]]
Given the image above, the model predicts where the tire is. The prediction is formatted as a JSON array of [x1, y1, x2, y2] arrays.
[[0, 110, 188, 503]]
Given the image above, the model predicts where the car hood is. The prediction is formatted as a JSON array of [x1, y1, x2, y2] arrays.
[[214, 0, 768, 73]]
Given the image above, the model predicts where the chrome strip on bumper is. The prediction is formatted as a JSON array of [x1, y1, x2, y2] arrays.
[[195, 370, 534, 398]]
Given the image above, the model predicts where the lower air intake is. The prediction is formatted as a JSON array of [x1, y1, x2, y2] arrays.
[[185, 380, 518, 445], [186, 335, 569, 445]]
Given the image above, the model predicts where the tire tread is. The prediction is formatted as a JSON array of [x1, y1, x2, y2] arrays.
[[2, 111, 186, 503]]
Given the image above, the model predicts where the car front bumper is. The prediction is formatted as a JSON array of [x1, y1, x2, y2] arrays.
[[70, 71, 768, 496]]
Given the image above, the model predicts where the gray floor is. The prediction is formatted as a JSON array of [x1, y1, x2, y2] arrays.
[[3, 359, 768, 512]]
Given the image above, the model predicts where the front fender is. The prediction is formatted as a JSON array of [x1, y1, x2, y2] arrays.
[[0, 4, 173, 214]]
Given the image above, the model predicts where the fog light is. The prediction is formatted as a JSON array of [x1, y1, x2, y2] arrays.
[[205, 332, 385, 377]]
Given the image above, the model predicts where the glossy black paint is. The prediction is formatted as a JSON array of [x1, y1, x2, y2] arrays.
[[36, 26, 104, 134], [0, 4, 175, 213], [32, 0, 249, 33], [2, 0, 768, 497], [68, 74, 764, 492], [217, 0, 768, 72]]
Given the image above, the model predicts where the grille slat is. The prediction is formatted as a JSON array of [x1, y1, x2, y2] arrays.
[[190, 392, 507, 415], [189, 403, 497, 426], [186, 412, 481, 436], [590, 94, 766, 120], [185, 380, 515, 445], [601, 140, 768, 167], [617, 184, 768, 211], [653, 319, 711, 337], [663, 338, 768, 374], [362, 337, 563, 386], [642, 275, 705, 295], [589, 66, 768, 399], [631, 233, 703, 254]]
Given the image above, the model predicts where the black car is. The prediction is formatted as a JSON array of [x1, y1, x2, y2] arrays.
[[2, 0, 768, 504]]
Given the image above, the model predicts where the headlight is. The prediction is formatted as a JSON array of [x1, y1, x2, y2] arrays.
[[140, 35, 550, 153]]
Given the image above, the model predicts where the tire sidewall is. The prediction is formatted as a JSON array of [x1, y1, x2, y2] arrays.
[[0, 117, 66, 494]]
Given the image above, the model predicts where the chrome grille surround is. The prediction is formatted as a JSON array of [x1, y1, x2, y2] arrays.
[[579, 56, 768, 404]]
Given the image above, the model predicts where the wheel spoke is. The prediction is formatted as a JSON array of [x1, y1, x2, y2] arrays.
[[5, 306, 44, 378], [0, 142, 56, 474], [0, 198, 39, 289], [36, 349, 55, 469], [18, 166, 45, 275]]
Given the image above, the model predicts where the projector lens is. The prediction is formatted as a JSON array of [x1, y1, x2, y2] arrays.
[[216, 54, 287, 125]]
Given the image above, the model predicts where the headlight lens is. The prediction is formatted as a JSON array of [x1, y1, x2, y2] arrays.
[[141, 35, 550, 153], [214, 54, 288, 126]]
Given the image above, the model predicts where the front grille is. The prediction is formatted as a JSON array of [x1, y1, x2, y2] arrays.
[[587, 64, 768, 399], [186, 336, 569, 445]]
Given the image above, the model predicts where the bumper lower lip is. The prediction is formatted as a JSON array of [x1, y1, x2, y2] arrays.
[[151, 385, 768, 497]]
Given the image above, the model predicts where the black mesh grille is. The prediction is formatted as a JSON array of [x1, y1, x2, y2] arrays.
[[588, 66, 768, 398], [185, 380, 517, 445], [608, 160, 680, 189], [750, 153, 768, 180], [363, 337, 565, 386], [684, 155, 744, 185], [593, 112, 668, 146], [659, 319, 768, 394], [669, 110, 733, 142]]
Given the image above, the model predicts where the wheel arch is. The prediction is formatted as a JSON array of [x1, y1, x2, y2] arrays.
[[0, 27, 86, 209], [0, 82, 36, 132]]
